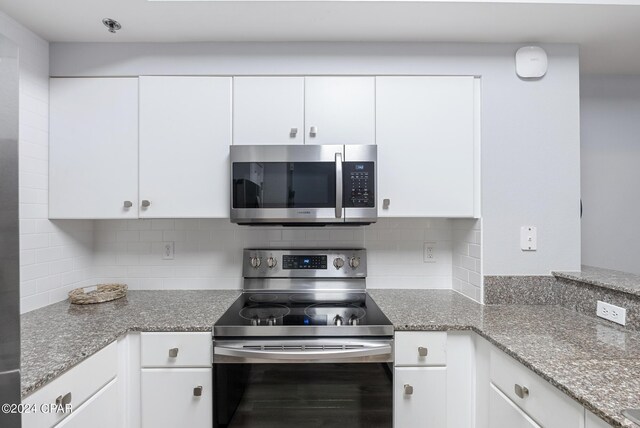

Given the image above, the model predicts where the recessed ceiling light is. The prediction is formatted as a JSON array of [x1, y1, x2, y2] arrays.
[[102, 18, 122, 34]]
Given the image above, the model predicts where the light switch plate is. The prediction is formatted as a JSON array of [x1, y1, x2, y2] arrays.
[[520, 226, 537, 251]]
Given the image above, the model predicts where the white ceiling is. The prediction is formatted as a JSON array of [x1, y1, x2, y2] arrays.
[[2, 0, 640, 74]]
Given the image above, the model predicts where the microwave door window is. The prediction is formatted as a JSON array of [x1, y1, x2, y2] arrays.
[[233, 162, 336, 209]]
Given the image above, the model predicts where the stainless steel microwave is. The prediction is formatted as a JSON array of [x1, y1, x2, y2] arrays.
[[230, 145, 377, 225]]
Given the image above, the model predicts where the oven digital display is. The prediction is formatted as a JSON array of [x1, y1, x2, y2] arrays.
[[282, 255, 327, 270]]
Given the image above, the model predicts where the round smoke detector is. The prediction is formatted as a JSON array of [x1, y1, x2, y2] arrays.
[[102, 18, 121, 34]]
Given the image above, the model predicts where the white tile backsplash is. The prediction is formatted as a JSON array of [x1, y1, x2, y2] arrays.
[[452, 218, 483, 302], [91, 218, 456, 291], [1, 11, 96, 313]]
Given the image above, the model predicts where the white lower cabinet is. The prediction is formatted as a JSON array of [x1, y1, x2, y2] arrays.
[[489, 383, 541, 428], [394, 367, 447, 428], [139, 332, 213, 428], [22, 342, 118, 428], [56, 379, 120, 428], [140, 368, 212, 428]]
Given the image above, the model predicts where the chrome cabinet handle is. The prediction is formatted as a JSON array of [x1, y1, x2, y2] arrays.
[[123, 200, 133, 208], [290, 128, 298, 138], [309, 126, 318, 138], [335, 152, 343, 219], [169, 348, 179, 358], [55, 392, 72, 412], [418, 346, 428, 357], [404, 384, 414, 395], [383, 198, 390, 209], [193, 386, 203, 397], [141, 200, 151, 208], [514, 384, 529, 399]]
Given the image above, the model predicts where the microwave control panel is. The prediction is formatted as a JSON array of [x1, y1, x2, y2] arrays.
[[343, 162, 375, 208]]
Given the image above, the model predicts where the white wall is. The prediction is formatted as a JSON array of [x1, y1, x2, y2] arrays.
[[92, 218, 453, 291], [50, 42, 582, 276], [581, 75, 640, 275], [0, 12, 95, 313]]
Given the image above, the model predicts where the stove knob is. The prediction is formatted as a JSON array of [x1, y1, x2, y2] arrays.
[[333, 315, 344, 326], [267, 316, 276, 326], [250, 256, 262, 269], [333, 257, 345, 270], [349, 315, 359, 325], [267, 256, 278, 269], [251, 316, 259, 326], [349, 257, 361, 269]]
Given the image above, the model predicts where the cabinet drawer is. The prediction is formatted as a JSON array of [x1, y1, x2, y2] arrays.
[[394, 332, 446, 366], [22, 342, 117, 428], [490, 348, 584, 428], [55, 378, 120, 428], [141, 332, 211, 368]]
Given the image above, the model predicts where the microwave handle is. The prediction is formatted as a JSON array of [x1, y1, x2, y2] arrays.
[[335, 152, 343, 218]]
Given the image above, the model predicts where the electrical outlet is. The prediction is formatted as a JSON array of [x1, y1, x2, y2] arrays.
[[596, 301, 626, 326], [162, 242, 175, 260], [423, 242, 436, 263]]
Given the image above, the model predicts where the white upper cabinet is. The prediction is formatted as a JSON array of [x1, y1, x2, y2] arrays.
[[304, 76, 376, 145], [49, 78, 139, 219], [139, 76, 232, 218], [376, 76, 478, 218], [233, 77, 304, 145]]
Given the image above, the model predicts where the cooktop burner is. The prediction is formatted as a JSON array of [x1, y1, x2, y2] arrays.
[[213, 249, 394, 337]]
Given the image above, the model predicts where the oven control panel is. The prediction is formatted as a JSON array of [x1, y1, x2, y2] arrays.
[[243, 249, 366, 279], [283, 255, 327, 270], [343, 162, 375, 208]]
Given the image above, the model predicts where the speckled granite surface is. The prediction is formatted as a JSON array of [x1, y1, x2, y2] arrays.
[[484, 275, 560, 305], [369, 289, 640, 427], [20, 290, 240, 397], [554, 265, 640, 298], [22, 289, 640, 427]]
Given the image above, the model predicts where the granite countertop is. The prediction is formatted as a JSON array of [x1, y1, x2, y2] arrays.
[[22, 289, 640, 427], [553, 265, 640, 297], [20, 290, 240, 397], [369, 289, 640, 428]]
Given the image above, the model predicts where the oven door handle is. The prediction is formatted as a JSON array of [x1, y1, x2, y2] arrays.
[[214, 344, 391, 362], [335, 152, 343, 219]]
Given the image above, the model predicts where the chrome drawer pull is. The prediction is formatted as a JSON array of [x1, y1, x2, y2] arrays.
[[123, 200, 133, 208], [418, 346, 428, 357], [514, 384, 529, 399], [169, 347, 179, 358], [193, 386, 203, 397], [404, 384, 414, 395], [290, 128, 298, 138]]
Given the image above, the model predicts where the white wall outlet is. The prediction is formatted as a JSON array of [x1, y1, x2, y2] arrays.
[[162, 242, 175, 260], [596, 301, 627, 326], [520, 226, 537, 251], [423, 242, 436, 263]]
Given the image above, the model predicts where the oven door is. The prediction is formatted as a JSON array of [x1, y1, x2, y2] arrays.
[[213, 338, 393, 428], [229, 145, 376, 225]]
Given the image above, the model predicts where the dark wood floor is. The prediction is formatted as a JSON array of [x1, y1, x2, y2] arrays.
[[227, 364, 392, 428]]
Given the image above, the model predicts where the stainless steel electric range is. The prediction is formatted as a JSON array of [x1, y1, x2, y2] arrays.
[[213, 249, 394, 428]]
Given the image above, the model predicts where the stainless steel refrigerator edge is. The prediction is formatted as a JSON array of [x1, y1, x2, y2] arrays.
[[0, 35, 21, 428]]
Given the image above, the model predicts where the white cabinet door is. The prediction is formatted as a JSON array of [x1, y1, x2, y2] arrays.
[[49, 78, 139, 219], [139, 76, 232, 218], [233, 77, 304, 145], [489, 383, 541, 428], [141, 368, 212, 428], [376, 76, 477, 217], [586, 410, 612, 428], [55, 379, 120, 428], [304, 77, 375, 145], [394, 367, 447, 428]]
